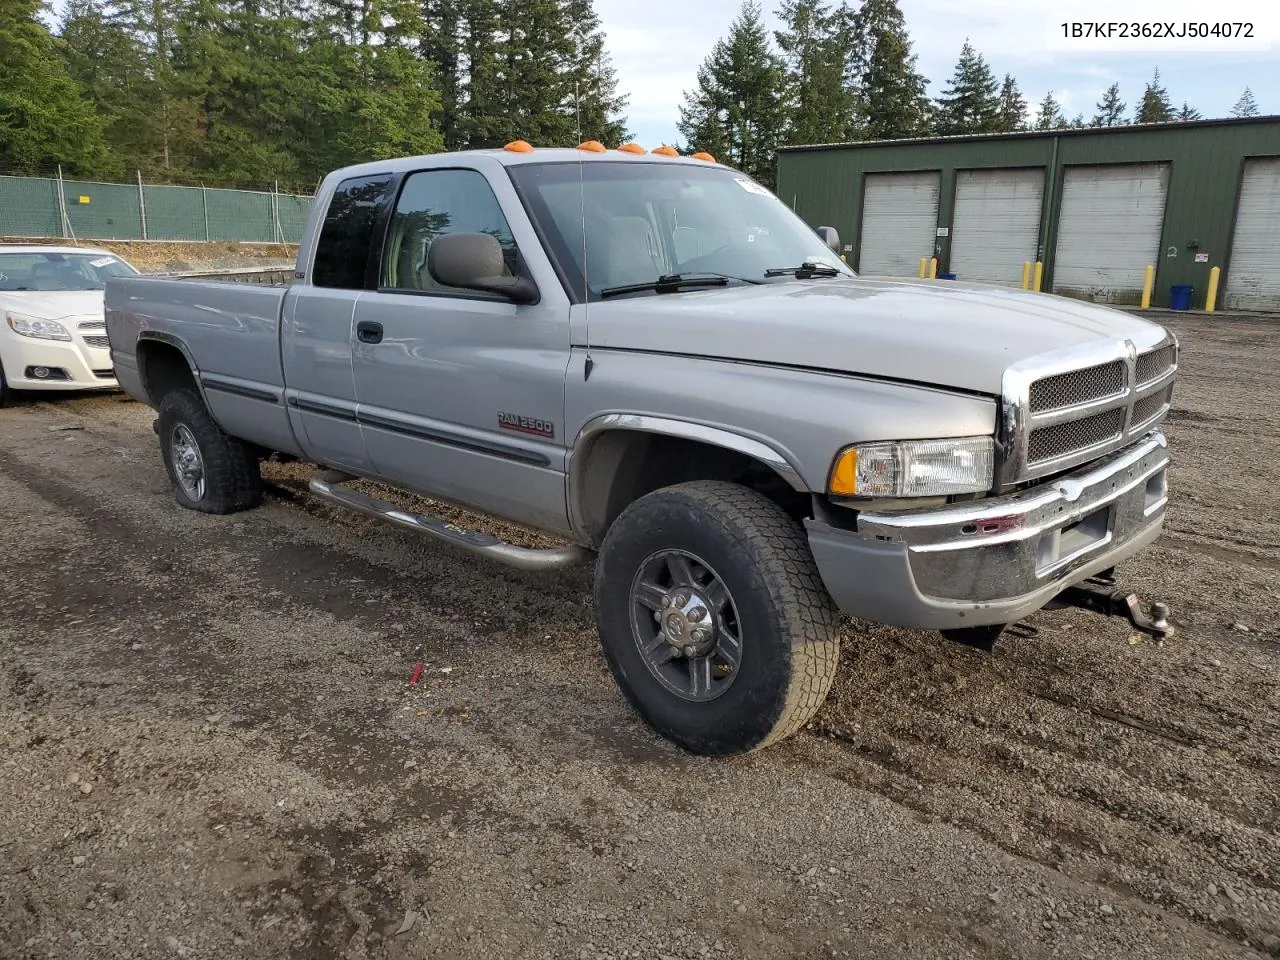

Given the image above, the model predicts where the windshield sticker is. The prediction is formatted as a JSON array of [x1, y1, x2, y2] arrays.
[[734, 178, 774, 197], [90, 257, 116, 267]]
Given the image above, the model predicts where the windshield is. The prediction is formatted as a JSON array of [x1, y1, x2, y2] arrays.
[[507, 161, 855, 300], [0, 252, 137, 292]]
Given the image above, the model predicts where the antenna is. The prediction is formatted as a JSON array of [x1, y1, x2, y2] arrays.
[[572, 25, 593, 381]]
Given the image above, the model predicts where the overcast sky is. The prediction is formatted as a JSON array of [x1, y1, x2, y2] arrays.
[[603, 0, 1278, 147], [47, 0, 1277, 149]]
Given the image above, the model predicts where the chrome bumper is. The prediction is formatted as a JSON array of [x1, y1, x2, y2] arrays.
[[806, 432, 1170, 630]]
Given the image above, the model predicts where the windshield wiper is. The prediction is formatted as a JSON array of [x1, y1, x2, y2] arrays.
[[764, 261, 842, 279], [599, 273, 757, 299]]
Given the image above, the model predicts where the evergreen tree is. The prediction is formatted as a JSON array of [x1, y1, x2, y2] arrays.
[[1176, 101, 1201, 122], [1068, 113, 1086, 128], [774, 0, 858, 146], [59, 0, 154, 173], [1231, 86, 1260, 118], [0, 0, 115, 176], [677, 1, 787, 185], [933, 39, 1000, 135], [1033, 90, 1065, 131], [995, 74, 1027, 132], [849, 0, 930, 140], [99, 0, 205, 173], [1135, 67, 1173, 123], [1092, 82, 1124, 126]]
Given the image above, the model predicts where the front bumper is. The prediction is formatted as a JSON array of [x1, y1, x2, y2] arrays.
[[1, 326, 116, 391], [806, 432, 1170, 630]]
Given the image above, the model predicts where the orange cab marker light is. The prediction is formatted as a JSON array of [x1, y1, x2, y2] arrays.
[[617, 143, 645, 154], [651, 145, 679, 157], [691, 151, 715, 162], [578, 140, 606, 152], [503, 140, 534, 153]]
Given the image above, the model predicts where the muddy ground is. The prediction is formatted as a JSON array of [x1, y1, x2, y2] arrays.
[[0, 312, 1276, 960]]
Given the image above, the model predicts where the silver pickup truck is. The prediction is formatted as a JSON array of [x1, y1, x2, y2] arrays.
[[105, 144, 1177, 756]]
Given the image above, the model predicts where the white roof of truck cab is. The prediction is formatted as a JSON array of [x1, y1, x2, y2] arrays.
[[324, 145, 732, 185]]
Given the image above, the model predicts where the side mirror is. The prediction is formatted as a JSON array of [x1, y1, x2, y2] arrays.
[[426, 232, 538, 304], [815, 225, 840, 255]]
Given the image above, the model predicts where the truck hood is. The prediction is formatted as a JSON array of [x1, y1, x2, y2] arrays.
[[0, 290, 105, 321], [585, 277, 1168, 395]]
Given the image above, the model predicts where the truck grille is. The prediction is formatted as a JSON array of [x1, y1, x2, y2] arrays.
[[1007, 338, 1178, 482], [1027, 408, 1125, 465], [1131, 384, 1172, 429], [82, 335, 111, 349], [1028, 360, 1125, 413], [1135, 345, 1175, 386]]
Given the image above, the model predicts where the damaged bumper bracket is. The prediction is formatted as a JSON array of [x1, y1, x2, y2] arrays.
[[1052, 569, 1172, 639]]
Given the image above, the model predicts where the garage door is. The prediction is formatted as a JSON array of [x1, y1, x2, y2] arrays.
[[1053, 163, 1170, 303], [858, 171, 940, 276], [1224, 157, 1280, 311], [949, 168, 1045, 285]]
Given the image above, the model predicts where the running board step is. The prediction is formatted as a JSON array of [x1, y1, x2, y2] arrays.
[[308, 470, 590, 572]]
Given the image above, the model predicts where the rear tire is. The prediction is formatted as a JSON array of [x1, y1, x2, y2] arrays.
[[157, 388, 262, 514], [594, 480, 841, 756]]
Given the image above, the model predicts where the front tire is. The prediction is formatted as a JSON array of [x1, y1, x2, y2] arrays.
[[157, 388, 262, 514], [595, 481, 841, 756]]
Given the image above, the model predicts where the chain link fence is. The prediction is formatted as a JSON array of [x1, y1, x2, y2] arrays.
[[0, 172, 313, 244]]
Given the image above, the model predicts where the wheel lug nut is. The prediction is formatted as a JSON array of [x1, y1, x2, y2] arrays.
[[688, 608, 706, 623], [661, 595, 672, 608], [693, 628, 708, 642], [682, 645, 697, 658]]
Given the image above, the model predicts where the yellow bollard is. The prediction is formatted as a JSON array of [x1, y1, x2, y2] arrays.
[[1140, 264, 1154, 309], [928, 257, 938, 279], [1205, 265, 1220, 312], [1021, 261, 1032, 290], [918, 257, 927, 279], [1032, 260, 1043, 292]]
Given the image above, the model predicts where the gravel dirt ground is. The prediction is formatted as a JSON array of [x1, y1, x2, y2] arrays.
[[1, 312, 1276, 960]]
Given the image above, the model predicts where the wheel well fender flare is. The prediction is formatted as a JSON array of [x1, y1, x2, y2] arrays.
[[567, 413, 809, 545]]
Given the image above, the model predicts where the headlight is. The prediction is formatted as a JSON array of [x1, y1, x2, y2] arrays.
[[829, 437, 995, 498], [6, 313, 71, 341]]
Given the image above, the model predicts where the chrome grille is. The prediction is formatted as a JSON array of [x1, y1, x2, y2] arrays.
[[1027, 408, 1125, 465], [1028, 360, 1125, 412], [1004, 336, 1179, 485], [1132, 385, 1172, 428], [1135, 345, 1175, 386], [82, 334, 110, 349], [78, 320, 105, 331]]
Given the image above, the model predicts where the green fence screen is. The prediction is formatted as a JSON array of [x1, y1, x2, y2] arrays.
[[0, 175, 314, 244]]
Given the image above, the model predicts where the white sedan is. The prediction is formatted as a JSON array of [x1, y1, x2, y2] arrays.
[[0, 245, 141, 406]]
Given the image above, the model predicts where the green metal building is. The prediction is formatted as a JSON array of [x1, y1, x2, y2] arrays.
[[776, 115, 1280, 311]]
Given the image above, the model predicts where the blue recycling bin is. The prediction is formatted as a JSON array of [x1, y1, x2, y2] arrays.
[[1169, 284, 1194, 310], [939, 272, 957, 280]]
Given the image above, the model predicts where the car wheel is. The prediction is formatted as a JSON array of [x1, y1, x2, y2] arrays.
[[157, 388, 262, 514], [595, 480, 841, 756]]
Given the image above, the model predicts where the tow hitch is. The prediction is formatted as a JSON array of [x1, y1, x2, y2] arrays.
[[1053, 569, 1173, 640]]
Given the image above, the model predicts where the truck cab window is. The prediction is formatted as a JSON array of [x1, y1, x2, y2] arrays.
[[311, 174, 393, 289], [380, 169, 520, 297]]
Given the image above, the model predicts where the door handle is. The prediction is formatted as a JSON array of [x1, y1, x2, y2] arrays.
[[356, 320, 383, 344]]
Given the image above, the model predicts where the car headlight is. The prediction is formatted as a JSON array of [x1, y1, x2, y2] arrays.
[[829, 437, 995, 498], [6, 313, 72, 342]]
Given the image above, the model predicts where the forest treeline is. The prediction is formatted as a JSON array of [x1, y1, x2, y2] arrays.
[[0, 0, 1265, 191]]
